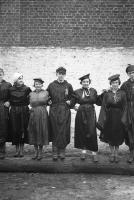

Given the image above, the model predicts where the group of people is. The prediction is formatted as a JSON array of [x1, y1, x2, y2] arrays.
[[0, 64, 134, 163]]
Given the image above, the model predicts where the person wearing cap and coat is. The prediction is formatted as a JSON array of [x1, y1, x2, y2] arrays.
[[28, 78, 49, 160], [120, 64, 134, 163], [0, 68, 12, 159], [71, 74, 99, 162], [9, 73, 31, 157], [97, 74, 127, 163], [47, 67, 74, 160]]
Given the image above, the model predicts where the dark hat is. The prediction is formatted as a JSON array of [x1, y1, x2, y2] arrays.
[[79, 73, 90, 81], [56, 67, 66, 74], [33, 78, 44, 84], [126, 64, 134, 73], [108, 74, 120, 82]]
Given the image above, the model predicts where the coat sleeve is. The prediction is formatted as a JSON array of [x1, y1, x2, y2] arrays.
[[121, 92, 128, 129], [97, 93, 107, 130]]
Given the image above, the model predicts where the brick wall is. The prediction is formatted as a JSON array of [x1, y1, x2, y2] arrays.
[[0, 0, 134, 47]]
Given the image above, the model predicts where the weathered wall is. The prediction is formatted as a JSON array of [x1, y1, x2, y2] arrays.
[[0, 47, 133, 91], [0, 0, 134, 47]]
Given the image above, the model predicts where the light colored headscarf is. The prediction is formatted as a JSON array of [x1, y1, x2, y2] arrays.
[[13, 72, 23, 83]]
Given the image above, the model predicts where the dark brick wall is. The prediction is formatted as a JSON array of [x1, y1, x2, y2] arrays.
[[0, 0, 134, 47]]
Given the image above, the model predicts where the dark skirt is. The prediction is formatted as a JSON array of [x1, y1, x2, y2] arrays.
[[99, 107, 125, 146], [28, 106, 49, 146], [9, 106, 29, 145], [0, 103, 9, 144], [74, 104, 98, 152], [49, 103, 71, 149]]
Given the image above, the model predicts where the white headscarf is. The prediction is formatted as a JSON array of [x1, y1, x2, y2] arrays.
[[13, 72, 23, 83]]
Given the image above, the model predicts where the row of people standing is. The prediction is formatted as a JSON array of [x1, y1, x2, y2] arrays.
[[0, 65, 134, 163]]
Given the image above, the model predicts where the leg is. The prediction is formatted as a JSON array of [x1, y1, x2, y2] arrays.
[[52, 144, 58, 161], [59, 148, 66, 160], [80, 149, 86, 160], [37, 145, 43, 160], [109, 145, 115, 162], [14, 144, 20, 157], [114, 146, 119, 163], [127, 147, 134, 163], [0, 143, 5, 159], [32, 145, 38, 160], [19, 143, 24, 157], [92, 151, 98, 162]]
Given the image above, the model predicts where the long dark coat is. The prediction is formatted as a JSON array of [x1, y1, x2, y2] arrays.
[[0, 80, 12, 144], [9, 84, 31, 145], [97, 89, 127, 146], [73, 88, 98, 152], [47, 80, 74, 149], [121, 79, 134, 150]]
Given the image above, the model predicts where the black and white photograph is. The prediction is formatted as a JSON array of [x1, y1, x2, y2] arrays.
[[0, 0, 134, 199]]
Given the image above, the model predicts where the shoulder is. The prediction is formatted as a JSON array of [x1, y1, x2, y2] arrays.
[[118, 89, 126, 96], [65, 81, 73, 87], [90, 87, 97, 93], [47, 81, 56, 88]]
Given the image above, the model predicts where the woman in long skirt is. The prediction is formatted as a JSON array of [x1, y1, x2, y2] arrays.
[[72, 74, 99, 162], [97, 74, 127, 163], [9, 73, 31, 157], [0, 68, 11, 159], [28, 78, 49, 160]]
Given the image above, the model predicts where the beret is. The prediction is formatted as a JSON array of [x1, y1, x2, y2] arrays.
[[108, 74, 120, 82], [126, 64, 134, 73]]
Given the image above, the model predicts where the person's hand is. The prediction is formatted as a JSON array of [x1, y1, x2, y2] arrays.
[[4, 101, 10, 108], [66, 100, 71, 105], [74, 103, 80, 111]]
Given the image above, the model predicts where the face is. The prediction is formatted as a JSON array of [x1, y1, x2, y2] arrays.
[[127, 71, 134, 80], [16, 76, 24, 85], [111, 80, 120, 90], [34, 81, 43, 90], [0, 71, 4, 82], [81, 78, 90, 88], [56, 72, 66, 82]]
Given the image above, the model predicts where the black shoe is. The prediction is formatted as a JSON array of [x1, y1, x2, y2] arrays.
[[80, 153, 86, 160]]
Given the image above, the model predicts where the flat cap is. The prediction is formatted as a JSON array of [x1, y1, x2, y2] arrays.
[[33, 78, 44, 84]]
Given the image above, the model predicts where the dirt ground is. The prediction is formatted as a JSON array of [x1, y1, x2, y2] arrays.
[[0, 173, 134, 200], [0, 126, 133, 200]]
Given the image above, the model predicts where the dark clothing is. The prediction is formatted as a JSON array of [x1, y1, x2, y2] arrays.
[[97, 89, 127, 146], [121, 79, 134, 149], [47, 80, 73, 149], [9, 84, 31, 145], [0, 80, 11, 145], [72, 88, 98, 152], [28, 90, 49, 146]]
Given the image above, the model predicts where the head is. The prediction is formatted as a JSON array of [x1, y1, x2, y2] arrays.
[[81, 78, 91, 88], [0, 68, 4, 82], [33, 78, 44, 90], [13, 72, 23, 85], [79, 73, 91, 88], [126, 64, 134, 80], [110, 79, 121, 90], [56, 67, 66, 82]]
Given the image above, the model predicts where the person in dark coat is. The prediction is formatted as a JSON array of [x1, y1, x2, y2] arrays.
[[9, 73, 31, 157], [47, 67, 74, 160], [28, 78, 49, 160], [0, 68, 12, 159], [97, 74, 127, 163], [121, 64, 134, 163], [72, 74, 99, 162]]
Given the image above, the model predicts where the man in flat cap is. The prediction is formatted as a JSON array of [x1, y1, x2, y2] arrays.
[[47, 67, 74, 160], [121, 64, 134, 163]]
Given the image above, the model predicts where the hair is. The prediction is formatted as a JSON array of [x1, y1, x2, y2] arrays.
[[80, 78, 91, 85], [33, 80, 43, 87], [0, 68, 4, 74], [110, 78, 121, 85]]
